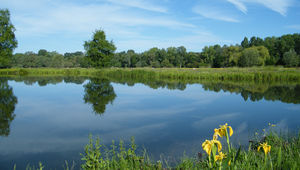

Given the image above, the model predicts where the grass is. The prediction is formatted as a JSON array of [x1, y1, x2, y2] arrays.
[[61, 125, 299, 170], [1, 67, 300, 82]]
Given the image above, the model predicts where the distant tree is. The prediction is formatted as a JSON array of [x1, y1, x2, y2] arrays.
[[239, 47, 260, 67], [239, 46, 270, 67], [38, 49, 48, 56], [283, 49, 299, 67], [0, 9, 18, 68], [176, 46, 186, 68], [84, 30, 116, 68], [249, 36, 264, 47], [241, 37, 249, 48], [161, 58, 172, 67]]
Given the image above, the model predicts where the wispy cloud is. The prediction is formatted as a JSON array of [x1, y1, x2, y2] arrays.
[[227, 0, 294, 16], [193, 5, 239, 22], [107, 0, 168, 13], [249, 0, 293, 16], [226, 0, 247, 13]]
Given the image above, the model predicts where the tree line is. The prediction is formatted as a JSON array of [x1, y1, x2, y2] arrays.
[[1, 9, 300, 68]]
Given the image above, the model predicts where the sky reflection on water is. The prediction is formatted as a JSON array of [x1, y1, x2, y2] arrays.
[[0, 77, 299, 169]]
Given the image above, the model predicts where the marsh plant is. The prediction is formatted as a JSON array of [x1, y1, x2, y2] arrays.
[[78, 123, 300, 169], [23, 124, 300, 169]]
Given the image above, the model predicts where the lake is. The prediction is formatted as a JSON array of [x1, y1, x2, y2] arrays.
[[0, 76, 300, 169]]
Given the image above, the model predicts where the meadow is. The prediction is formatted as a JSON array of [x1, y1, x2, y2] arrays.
[[1, 67, 300, 82]]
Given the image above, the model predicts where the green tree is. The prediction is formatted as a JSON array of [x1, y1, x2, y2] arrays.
[[0, 9, 17, 68], [239, 47, 260, 67], [241, 37, 249, 48], [283, 49, 299, 67], [84, 30, 116, 68], [239, 46, 270, 67], [38, 49, 48, 56]]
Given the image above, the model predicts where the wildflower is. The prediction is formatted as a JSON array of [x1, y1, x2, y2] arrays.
[[214, 123, 233, 138], [202, 139, 222, 156], [215, 152, 227, 161], [228, 160, 231, 166], [214, 128, 225, 139], [258, 142, 271, 155], [214, 123, 233, 153]]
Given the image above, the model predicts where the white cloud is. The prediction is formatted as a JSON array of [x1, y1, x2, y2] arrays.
[[193, 5, 239, 22], [227, 0, 294, 16], [248, 0, 293, 16], [107, 0, 168, 13], [13, 3, 194, 38], [227, 0, 248, 13]]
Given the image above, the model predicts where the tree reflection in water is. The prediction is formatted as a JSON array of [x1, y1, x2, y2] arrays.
[[0, 79, 17, 136], [83, 78, 116, 115]]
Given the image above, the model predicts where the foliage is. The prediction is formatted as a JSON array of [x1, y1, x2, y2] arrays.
[[84, 30, 116, 68], [283, 49, 299, 67], [0, 9, 17, 68], [80, 136, 157, 170], [80, 125, 300, 169], [8, 33, 300, 68], [239, 46, 270, 67]]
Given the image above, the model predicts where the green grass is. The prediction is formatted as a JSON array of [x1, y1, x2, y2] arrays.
[[1, 67, 300, 82], [23, 129, 300, 169], [68, 126, 300, 170]]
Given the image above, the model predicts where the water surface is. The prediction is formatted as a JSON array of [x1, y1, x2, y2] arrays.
[[0, 77, 299, 169]]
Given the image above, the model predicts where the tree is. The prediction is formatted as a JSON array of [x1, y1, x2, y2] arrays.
[[241, 37, 249, 48], [239, 46, 270, 67], [239, 47, 260, 67], [84, 30, 116, 68], [283, 49, 299, 67], [38, 49, 48, 56], [0, 9, 17, 68]]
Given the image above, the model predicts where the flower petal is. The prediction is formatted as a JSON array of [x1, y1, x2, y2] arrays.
[[228, 126, 233, 136]]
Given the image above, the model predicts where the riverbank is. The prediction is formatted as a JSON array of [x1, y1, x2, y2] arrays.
[[27, 124, 300, 169], [1, 67, 300, 82]]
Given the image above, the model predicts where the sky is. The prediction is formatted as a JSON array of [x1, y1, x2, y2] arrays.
[[1, 0, 300, 54]]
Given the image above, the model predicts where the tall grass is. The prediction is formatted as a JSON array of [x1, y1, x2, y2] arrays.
[[1, 67, 300, 82], [76, 126, 300, 169]]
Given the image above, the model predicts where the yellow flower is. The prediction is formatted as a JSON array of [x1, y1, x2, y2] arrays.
[[228, 160, 231, 166], [215, 123, 233, 138], [215, 152, 227, 161], [214, 128, 225, 139], [258, 142, 271, 155], [202, 139, 222, 155]]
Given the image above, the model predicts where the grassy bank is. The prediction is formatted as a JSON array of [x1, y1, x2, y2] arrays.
[[77, 124, 300, 169], [1, 67, 300, 82], [25, 124, 300, 170]]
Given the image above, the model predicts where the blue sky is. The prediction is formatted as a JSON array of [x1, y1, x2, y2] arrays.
[[1, 0, 300, 53]]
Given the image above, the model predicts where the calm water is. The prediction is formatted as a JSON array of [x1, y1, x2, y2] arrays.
[[0, 77, 300, 169]]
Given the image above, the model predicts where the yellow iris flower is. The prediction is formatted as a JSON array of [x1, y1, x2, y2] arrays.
[[202, 139, 222, 156], [258, 142, 271, 155], [215, 152, 227, 161], [214, 123, 233, 138]]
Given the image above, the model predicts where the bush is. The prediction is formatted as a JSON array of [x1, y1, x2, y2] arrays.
[[283, 49, 299, 67]]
